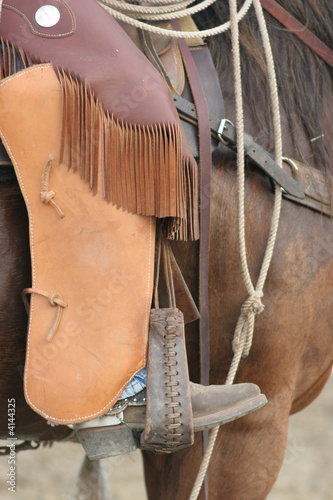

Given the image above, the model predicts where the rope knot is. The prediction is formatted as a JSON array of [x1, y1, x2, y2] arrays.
[[231, 291, 265, 356], [41, 190, 56, 204], [49, 292, 68, 309], [40, 156, 65, 218], [241, 292, 264, 316]]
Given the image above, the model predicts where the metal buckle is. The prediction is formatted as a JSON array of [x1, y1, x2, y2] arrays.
[[282, 156, 299, 172], [282, 156, 301, 186], [217, 118, 234, 146], [281, 157, 300, 194]]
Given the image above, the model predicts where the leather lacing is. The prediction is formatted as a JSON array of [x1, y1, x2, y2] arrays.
[[153, 226, 185, 451], [163, 316, 183, 449]]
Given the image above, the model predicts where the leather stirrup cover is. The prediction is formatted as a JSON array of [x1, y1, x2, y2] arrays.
[[0, 0, 199, 240], [140, 308, 194, 453], [0, 65, 155, 424]]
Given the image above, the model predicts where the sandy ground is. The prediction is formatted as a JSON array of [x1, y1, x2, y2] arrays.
[[0, 375, 332, 500]]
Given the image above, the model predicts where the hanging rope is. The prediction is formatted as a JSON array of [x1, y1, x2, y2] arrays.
[[188, 0, 283, 498]]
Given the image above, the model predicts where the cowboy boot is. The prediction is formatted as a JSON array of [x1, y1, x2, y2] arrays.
[[74, 308, 266, 458], [74, 309, 267, 459], [134, 308, 267, 452], [75, 382, 266, 459], [121, 382, 266, 434]]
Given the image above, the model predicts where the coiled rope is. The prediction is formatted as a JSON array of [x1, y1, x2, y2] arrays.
[[97, 0, 254, 37], [97, 1, 283, 498]]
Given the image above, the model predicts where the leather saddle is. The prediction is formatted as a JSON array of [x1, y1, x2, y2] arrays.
[[0, 0, 223, 426], [0, 64, 156, 424]]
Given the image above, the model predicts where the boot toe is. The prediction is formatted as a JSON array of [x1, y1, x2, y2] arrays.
[[190, 382, 267, 431]]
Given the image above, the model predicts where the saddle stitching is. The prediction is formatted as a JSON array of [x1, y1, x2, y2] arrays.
[[3, 0, 76, 38]]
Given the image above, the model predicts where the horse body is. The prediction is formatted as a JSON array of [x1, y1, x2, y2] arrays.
[[144, 155, 333, 499], [143, 1, 333, 497], [0, 0, 332, 498], [0, 182, 69, 442]]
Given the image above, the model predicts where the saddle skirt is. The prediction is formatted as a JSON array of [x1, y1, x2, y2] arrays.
[[0, 65, 155, 424]]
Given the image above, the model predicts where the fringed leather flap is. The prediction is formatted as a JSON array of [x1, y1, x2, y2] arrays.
[[57, 69, 198, 241], [0, 65, 156, 424], [0, 0, 199, 240]]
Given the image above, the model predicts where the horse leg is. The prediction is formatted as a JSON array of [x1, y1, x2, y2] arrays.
[[291, 361, 333, 414], [143, 395, 290, 500]]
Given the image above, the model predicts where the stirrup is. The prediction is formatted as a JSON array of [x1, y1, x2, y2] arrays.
[[140, 308, 194, 453]]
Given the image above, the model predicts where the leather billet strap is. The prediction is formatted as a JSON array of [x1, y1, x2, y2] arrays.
[[261, 0, 333, 68], [282, 158, 332, 217], [172, 92, 305, 200], [180, 44, 224, 159], [172, 27, 212, 500], [171, 21, 212, 391], [173, 92, 332, 217]]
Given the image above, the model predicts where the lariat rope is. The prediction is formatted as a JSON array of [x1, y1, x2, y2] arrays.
[[99, 1, 283, 498], [97, 0, 254, 37], [189, 0, 283, 498]]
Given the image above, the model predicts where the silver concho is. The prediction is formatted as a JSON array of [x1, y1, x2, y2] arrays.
[[35, 5, 61, 28]]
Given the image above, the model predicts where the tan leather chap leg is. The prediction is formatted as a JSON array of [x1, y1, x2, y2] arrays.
[[0, 65, 155, 424]]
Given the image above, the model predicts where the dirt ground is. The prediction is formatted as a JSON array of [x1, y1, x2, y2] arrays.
[[0, 375, 332, 500]]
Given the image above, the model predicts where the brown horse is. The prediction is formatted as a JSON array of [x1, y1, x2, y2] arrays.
[[0, 1, 332, 499], [142, 1, 333, 499]]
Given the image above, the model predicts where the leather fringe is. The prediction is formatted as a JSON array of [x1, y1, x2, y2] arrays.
[[0, 38, 199, 240], [0, 37, 30, 78], [57, 69, 198, 240]]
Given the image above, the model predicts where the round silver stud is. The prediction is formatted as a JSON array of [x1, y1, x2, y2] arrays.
[[35, 5, 61, 28]]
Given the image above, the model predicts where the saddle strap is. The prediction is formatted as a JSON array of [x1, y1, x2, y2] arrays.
[[261, 0, 333, 68], [172, 92, 305, 199], [173, 25, 212, 500], [172, 21, 212, 389]]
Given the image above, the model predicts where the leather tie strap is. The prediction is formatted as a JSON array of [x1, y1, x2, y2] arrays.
[[172, 22, 212, 500], [261, 0, 333, 68], [171, 21, 212, 390], [22, 288, 68, 342]]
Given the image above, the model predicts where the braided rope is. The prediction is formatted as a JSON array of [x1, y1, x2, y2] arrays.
[[188, 0, 283, 498], [97, 0, 254, 38], [98, 0, 202, 16]]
